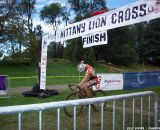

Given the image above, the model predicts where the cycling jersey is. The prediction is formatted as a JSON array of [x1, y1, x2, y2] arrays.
[[78, 63, 98, 89], [85, 64, 97, 80]]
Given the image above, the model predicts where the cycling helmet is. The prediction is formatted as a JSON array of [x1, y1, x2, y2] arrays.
[[77, 63, 86, 72], [108, 62, 112, 66]]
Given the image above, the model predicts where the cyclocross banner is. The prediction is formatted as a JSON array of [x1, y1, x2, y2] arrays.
[[55, 0, 160, 42]]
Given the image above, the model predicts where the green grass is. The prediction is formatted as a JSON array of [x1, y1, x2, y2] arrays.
[[0, 91, 68, 106], [0, 59, 85, 87], [1, 59, 159, 87], [0, 86, 159, 107]]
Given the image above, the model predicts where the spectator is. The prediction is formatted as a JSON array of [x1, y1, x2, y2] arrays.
[[107, 62, 113, 72]]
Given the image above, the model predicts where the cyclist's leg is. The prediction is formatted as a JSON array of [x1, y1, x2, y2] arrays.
[[81, 79, 97, 97], [79, 83, 90, 97]]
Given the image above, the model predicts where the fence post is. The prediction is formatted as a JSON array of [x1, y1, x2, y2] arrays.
[[154, 94, 158, 128]]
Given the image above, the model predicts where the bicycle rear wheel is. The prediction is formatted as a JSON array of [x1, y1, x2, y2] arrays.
[[64, 92, 83, 117], [91, 90, 106, 111]]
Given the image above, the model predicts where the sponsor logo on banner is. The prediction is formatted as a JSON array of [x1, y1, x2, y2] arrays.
[[93, 73, 124, 91], [137, 72, 145, 85], [82, 31, 108, 48]]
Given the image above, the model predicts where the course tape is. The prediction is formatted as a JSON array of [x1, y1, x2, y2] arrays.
[[9, 76, 37, 80], [9, 75, 83, 80]]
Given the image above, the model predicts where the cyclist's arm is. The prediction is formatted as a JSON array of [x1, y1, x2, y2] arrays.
[[78, 73, 90, 86]]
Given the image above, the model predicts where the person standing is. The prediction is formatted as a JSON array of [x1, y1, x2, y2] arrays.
[[107, 62, 113, 72]]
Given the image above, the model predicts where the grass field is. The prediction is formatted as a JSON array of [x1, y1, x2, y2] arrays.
[[0, 58, 159, 87], [0, 58, 160, 105], [0, 59, 159, 130]]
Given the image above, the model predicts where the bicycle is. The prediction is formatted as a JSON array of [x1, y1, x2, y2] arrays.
[[64, 83, 106, 117]]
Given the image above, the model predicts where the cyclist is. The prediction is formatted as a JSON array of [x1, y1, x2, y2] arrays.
[[77, 61, 98, 97]]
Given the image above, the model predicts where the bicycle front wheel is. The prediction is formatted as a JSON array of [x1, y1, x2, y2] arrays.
[[64, 92, 83, 117], [92, 90, 106, 111]]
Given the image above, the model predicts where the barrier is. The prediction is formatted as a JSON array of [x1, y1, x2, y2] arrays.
[[123, 71, 160, 90], [0, 75, 10, 101], [0, 91, 158, 130]]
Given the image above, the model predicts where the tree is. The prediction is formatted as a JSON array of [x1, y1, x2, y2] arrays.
[[0, 0, 17, 43], [61, 6, 70, 26], [48, 42, 64, 58], [40, 2, 68, 59], [17, 0, 39, 63], [0, 50, 3, 58], [18, 0, 36, 33], [133, 22, 148, 64], [92, 26, 138, 66], [143, 19, 160, 65], [68, 0, 107, 19], [40, 3, 65, 30], [34, 25, 43, 41], [133, 19, 160, 66], [64, 38, 96, 66]]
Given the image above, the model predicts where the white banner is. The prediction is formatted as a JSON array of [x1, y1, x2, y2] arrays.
[[56, 0, 160, 42], [82, 30, 108, 48], [93, 73, 124, 91], [40, 34, 49, 90]]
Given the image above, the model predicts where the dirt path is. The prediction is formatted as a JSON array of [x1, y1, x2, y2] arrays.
[[10, 85, 68, 95]]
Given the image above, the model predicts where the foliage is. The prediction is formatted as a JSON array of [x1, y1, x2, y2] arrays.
[[0, 50, 3, 57], [48, 42, 64, 59], [92, 26, 138, 66], [0, 58, 32, 66], [143, 19, 160, 65], [27, 34, 38, 63], [107, 27, 138, 66], [68, 0, 107, 17], [0, 0, 38, 63], [0, 1, 19, 43], [40, 3, 68, 30], [18, 0, 36, 32], [134, 19, 160, 66], [133, 22, 148, 64], [64, 38, 96, 66]]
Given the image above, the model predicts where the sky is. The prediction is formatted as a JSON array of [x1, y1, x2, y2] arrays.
[[34, 0, 137, 33]]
